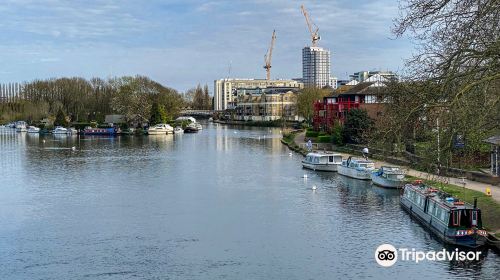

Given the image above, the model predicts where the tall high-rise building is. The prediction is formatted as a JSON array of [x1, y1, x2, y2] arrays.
[[302, 47, 331, 88]]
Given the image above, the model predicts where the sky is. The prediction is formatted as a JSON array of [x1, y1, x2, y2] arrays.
[[0, 0, 414, 93]]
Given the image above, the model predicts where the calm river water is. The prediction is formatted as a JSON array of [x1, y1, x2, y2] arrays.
[[0, 123, 498, 279]]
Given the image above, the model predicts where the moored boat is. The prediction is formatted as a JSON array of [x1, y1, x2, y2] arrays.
[[16, 124, 27, 132], [192, 122, 202, 130], [52, 126, 68, 134], [147, 123, 174, 135], [184, 126, 199, 133], [401, 181, 488, 248], [173, 127, 183, 134], [337, 156, 375, 180], [302, 152, 343, 172], [27, 126, 41, 133], [83, 127, 117, 135], [371, 166, 405, 188], [67, 127, 78, 135]]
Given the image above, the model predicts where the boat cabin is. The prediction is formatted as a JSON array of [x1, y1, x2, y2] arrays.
[[342, 157, 375, 169], [304, 153, 343, 165], [403, 184, 483, 229]]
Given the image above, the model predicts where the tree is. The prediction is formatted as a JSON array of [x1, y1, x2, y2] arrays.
[[54, 108, 68, 127], [382, 0, 500, 169], [192, 84, 204, 110], [296, 87, 329, 123], [203, 84, 210, 110], [342, 109, 374, 144], [149, 102, 167, 125]]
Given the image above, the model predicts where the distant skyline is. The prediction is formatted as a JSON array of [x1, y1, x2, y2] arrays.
[[0, 0, 413, 92]]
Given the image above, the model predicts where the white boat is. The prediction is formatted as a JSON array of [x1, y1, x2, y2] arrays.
[[173, 127, 184, 134], [337, 156, 375, 180], [371, 166, 406, 188], [52, 126, 68, 134], [27, 126, 40, 133], [189, 122, 202, 130], [302, 152, 343, 172], [16, 124, 27, 132], [176, 116, 196, 123], [67, 127, 78, 135], [147, 123, 174, 135]]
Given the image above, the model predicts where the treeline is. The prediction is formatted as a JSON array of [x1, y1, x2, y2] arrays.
[[184, 84, 212, 110], [0, 76, 185, 125]]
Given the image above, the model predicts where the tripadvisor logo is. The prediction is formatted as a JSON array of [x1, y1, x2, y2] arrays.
[[375, 244, 482, 267], [375, 244, 397, 267]]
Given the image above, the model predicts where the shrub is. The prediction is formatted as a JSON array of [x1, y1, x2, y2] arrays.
[[305, 131, 319, 137], [318, 131, 327, 136], [318, 135, 332, 143], [332, 124, 343, 145]]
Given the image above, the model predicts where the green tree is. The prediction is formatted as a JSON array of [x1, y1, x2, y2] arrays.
[[296, 87, 329, 124], [54, 108, 68, 127], [203, 84, 211, 110], [149, 102, 167, 125], [331, 122, 344, 145], [342, 109, 374, 144]]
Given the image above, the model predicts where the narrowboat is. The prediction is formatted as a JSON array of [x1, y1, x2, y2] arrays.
[[82, 127, 117, 135], [302, 152, 343, 172], [337, 156, 375, 180], [401, 181, 488, 248], [371, 166, 405, 188]]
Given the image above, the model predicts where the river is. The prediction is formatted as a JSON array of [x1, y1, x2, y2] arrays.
[[0, 123, 498, 279]]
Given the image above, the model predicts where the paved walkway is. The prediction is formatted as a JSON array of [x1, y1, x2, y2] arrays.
[[294, 132, 500, 203]]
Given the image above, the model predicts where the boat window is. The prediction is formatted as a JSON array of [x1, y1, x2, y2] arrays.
[[427, 201, 435, 213], [334, 156, 342, 163], [452, 211, 460, 226], [329, 156, 334, 162], [314, 157, 319, 163], [440, 207, 447, 223], [471, 210, 478, 226]]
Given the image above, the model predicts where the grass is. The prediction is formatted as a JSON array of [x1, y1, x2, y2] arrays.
[[406, 175, 500, 233]]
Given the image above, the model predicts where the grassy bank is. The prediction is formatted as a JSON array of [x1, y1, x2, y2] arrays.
[[407, 176, 500, 235], [281, 130, 307, 156]]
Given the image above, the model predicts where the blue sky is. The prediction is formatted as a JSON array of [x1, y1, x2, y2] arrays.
[[0, 0, 413, 92]]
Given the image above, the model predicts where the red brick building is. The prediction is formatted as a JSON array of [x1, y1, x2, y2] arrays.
[[313, 79, 387, 132]]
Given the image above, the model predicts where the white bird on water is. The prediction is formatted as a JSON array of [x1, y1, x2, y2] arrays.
[[71, 146, 76, 151], [303, 174, 308, 179], [312, 185, 317, 191], [289, 152, 292, 156]]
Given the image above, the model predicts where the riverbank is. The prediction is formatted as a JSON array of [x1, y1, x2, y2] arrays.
[[281, 130, 500, 235], [214, 119, 294, 128]]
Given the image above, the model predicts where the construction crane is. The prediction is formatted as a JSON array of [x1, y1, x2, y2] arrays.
[[301, 5, 320, 47], [263, 30, 276, 80]]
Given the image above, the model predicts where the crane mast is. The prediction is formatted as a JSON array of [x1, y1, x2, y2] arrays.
[[263, 30, 276, 80], [301, 5, 320, 47]]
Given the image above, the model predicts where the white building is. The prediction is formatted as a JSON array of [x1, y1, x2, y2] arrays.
[[349, 71, 397, 83], [213, 79, 303, 111], [302, 46, 331, 88]]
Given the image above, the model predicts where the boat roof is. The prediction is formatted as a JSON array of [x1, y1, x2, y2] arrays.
[[345, 157, 374, 164], [306, 152, 342, 157], [406, 183, 477, 210], [380, 166, 404, 173]]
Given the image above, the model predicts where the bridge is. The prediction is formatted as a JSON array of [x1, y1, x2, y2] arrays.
[[179, 109, 214, 117]]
